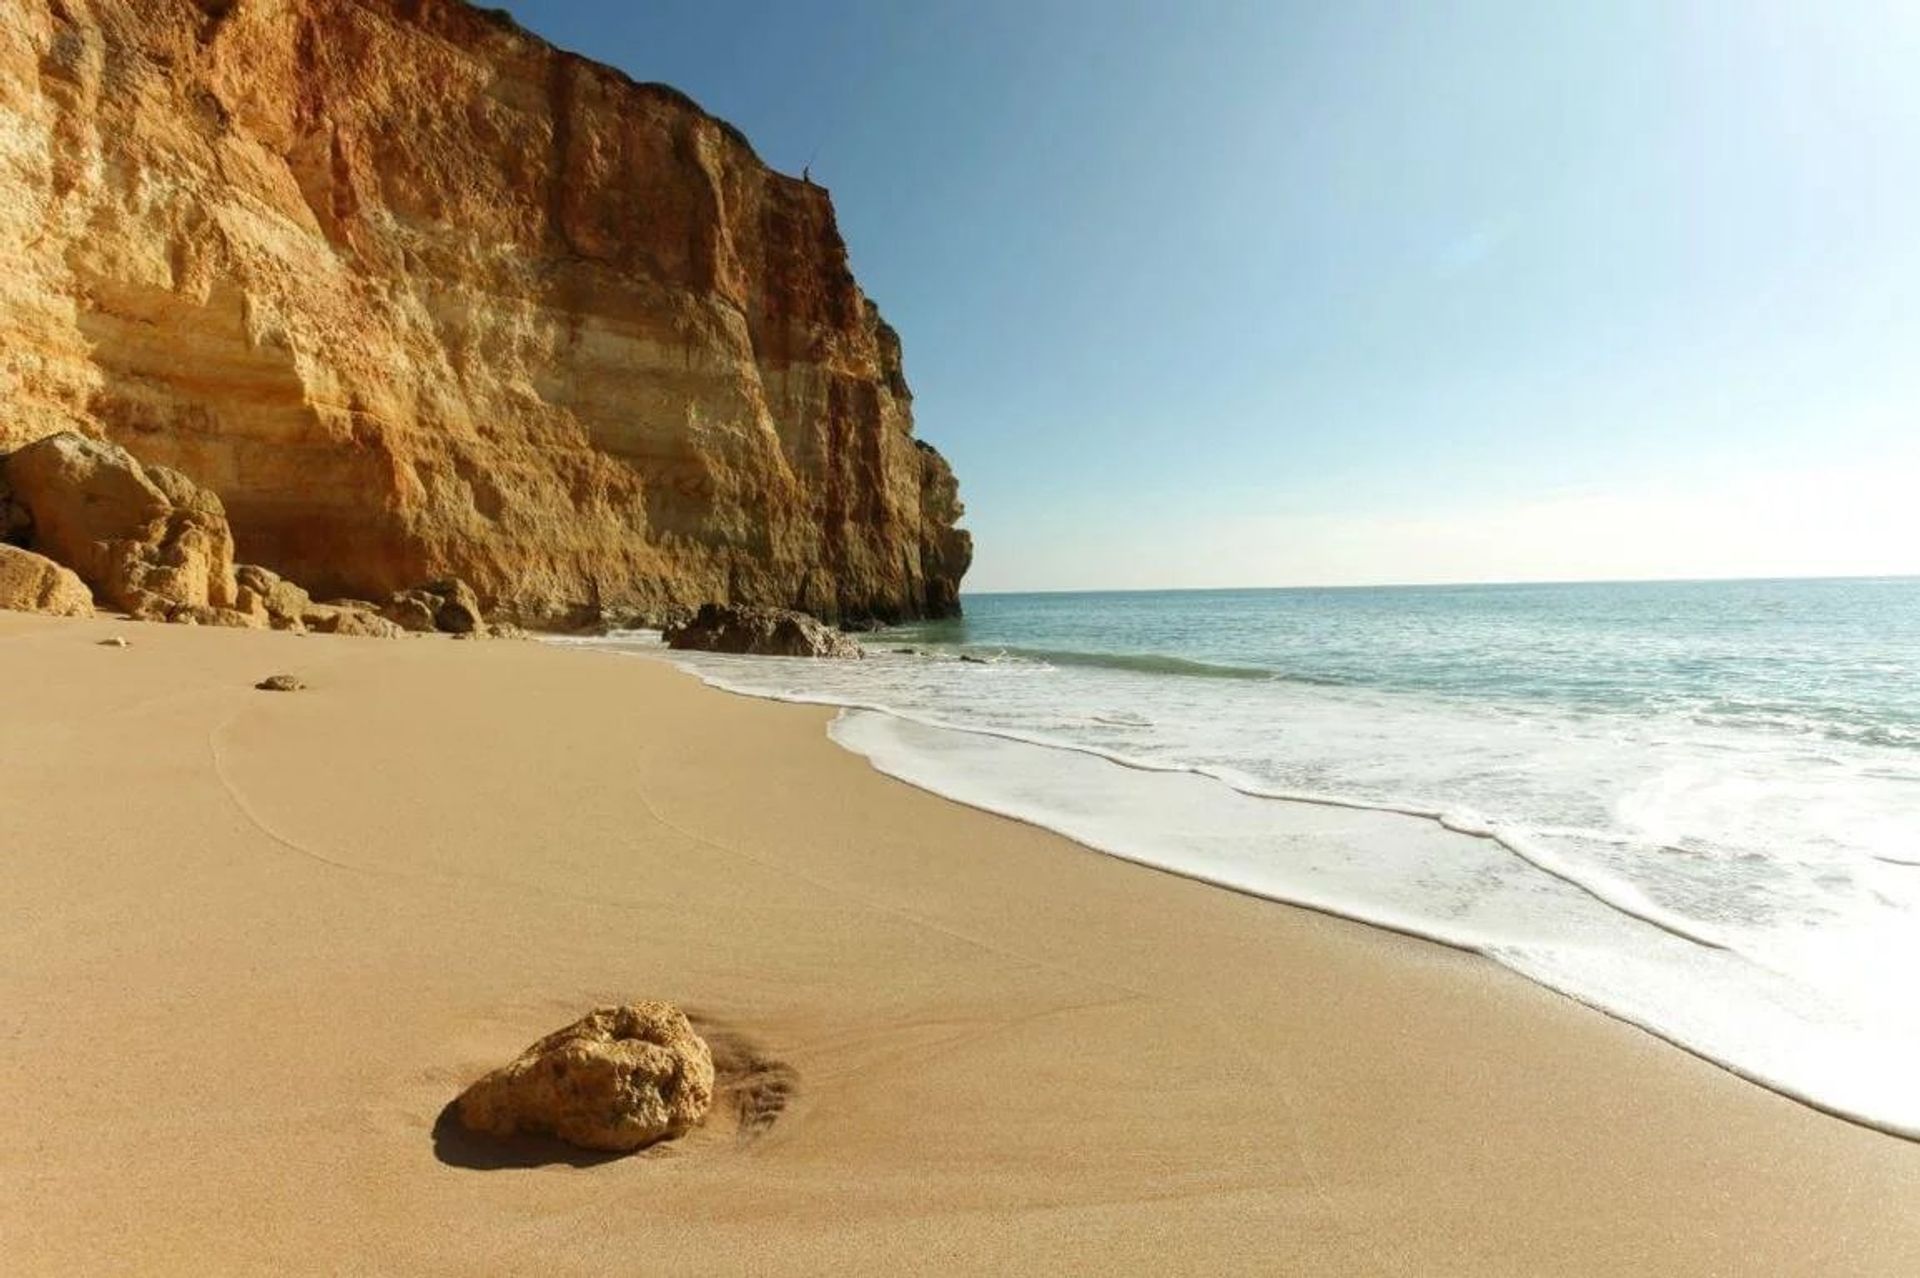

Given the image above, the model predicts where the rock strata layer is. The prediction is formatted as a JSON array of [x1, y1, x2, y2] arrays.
[[456, 1003, 715, 1152], [666, 602, 864, 659], [0, 0, 971, 626]]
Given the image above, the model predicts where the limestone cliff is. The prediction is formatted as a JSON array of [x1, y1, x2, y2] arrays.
[[0, 0, 970, 624]]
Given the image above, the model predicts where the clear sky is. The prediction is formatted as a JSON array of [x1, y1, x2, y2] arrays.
[[499, 0, 1920, 591]]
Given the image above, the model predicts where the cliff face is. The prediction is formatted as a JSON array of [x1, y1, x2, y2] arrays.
[[0, 0, 969, 624]]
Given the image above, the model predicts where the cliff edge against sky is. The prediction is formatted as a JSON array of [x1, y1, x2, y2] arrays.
[[0, 0, 969, 624]]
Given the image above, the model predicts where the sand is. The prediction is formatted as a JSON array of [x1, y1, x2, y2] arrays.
[[3, 611, 1917, 1275]]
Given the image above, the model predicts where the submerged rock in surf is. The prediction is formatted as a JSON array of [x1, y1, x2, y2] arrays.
[[665, 603, 862, 659]]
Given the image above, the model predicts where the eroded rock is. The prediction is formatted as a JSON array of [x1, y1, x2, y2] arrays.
[[0, 434, 412, 639], [455, 1003, 715, 1152], [235, 564, 313, 631], [169, 604, 265, 629], [380, 591, 440, 633], [255, 674, 305, 691], [302, 603, 405, 639], [665, 604, 863, 659], [424, 578, 484, 634], [382, 580, 484, 635], [0, 544, 94, 617], [562, 603, 695, 636], [2, 433, 238, 615]]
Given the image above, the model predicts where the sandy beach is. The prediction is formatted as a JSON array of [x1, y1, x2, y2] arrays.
[[4, 611, 1918, 1276]]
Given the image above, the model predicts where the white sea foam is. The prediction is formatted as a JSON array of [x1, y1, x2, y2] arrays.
[[826, 708, 1920, 1138], [563, 627, 1920, 1139]]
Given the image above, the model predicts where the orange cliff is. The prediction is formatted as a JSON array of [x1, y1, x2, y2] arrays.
[[0, 0, 970, 626]]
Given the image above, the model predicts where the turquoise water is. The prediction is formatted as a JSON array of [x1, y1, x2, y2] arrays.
[[594, 577, 1920, 1136], [906, 578, 1920, 753]]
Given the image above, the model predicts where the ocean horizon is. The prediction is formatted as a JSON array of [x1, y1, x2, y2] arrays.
[[958, 571, 1920, 597]]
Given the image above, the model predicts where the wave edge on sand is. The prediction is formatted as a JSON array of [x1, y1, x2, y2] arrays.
[[634, 643, 1920, 1143]]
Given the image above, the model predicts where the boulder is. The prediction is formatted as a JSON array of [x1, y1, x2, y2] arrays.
[[560, 602, 696, 636], [380, 590, 441, 634], [455, 1003, 715, 1152], [336, 611, 406, 639], [2, 433, 238, 614], [118, 589, 172, 623], [425, 578, 483, 634], [168, 604, 265, 629], [235, 564, 313, 631], [653, 604, 695, 634], [302, 603, 405, 639], [0, 544, 94, 617], [255, 674, 305, 691], [665, 604, 864, 659], [381, 579, 484, 634]]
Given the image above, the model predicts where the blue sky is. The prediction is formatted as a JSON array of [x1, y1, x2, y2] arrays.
[[499, 1, 1920, 590]]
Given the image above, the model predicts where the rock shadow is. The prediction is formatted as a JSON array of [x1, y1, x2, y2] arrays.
[[430, 1098, 629, 1170]]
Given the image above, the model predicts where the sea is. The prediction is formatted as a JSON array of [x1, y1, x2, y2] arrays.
[[578, 578, 1920, 1139]]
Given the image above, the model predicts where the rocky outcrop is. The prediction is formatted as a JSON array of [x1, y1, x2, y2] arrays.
[[666, 603, 864, 658], [0, 543, 93, 617], [563, 603, 694, 636], [230, 563, 404, 635], [234, 563, 312, 631], [301, 601, 405, 638], [0, 0, 971, 627], [456, 1003, 715, 1152], [0, 433, 422, 633], [382, 579, 482, 635], [2, 432, 241, 619], [916, 442, 972, 619]]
